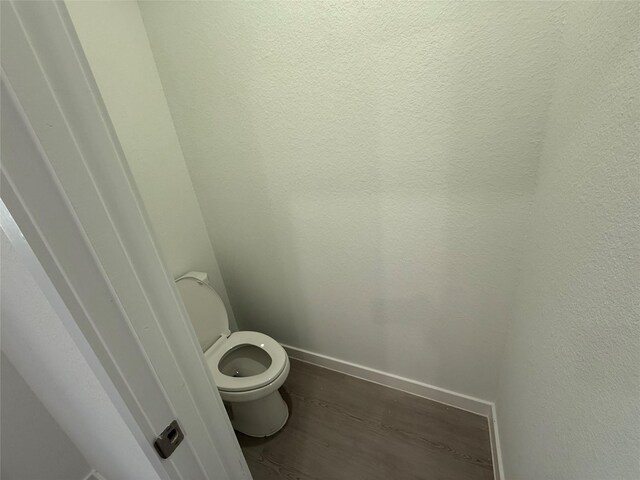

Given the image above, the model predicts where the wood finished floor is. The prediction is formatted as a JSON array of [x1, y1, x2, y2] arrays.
[[237, 359, 494, 480]]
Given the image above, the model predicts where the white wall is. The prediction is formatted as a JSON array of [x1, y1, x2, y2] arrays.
[[0, 231, 159, 480], [1, 352, 91, 480], [65, 0, 237, 330], [138, 1, 565, 399], [58, 3, 639, 475], [496, 3, 640, 479]]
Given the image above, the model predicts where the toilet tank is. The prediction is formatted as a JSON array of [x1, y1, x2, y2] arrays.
[[175, 271, 230, 352]]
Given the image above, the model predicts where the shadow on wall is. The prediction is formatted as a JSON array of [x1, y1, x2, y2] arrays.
[[1, 353, 92, 480]]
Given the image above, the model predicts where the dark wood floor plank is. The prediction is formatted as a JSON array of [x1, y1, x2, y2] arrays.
[[238, 358, 494, 480]]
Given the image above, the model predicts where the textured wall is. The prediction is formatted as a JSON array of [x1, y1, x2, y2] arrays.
[[139, 1, 566, 399], [1, 353, 91, 480], [66, 0, 237, 330], [496, 3, 640, 479]]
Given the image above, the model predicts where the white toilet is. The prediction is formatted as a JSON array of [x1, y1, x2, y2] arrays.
[[176, 271, 290, 437]]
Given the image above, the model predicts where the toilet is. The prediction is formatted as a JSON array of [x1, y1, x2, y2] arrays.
[[176, 271, 290, 437]]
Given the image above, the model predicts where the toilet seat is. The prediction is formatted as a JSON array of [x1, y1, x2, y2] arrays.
[[176, 272, 290, 436], [205, 331, 287, 393]]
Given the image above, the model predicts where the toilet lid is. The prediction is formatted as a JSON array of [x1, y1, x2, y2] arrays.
[[205, 331, 288, 392], [176, 275, 229, 351]]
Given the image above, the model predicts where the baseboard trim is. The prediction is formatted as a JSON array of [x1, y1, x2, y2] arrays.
[[82, 470, 107, 480], [282, 344, 492, 416], [488, 404, 506, 480], [82, 470, 95, 480]]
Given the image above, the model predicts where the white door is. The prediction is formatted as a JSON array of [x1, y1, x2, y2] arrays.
[[0, 2, 251, 479]]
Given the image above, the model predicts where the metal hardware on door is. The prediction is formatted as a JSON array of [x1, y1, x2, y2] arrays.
[[154, 420, 185, 459]]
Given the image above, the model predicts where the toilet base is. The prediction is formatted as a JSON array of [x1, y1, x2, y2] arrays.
[[228, 389, 289, 437]]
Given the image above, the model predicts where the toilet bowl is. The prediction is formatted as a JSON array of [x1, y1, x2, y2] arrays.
[[176, 271, 289, 437]]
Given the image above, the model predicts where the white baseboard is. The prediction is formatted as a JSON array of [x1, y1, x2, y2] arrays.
[[488, 404, 506, 480], [82, 470, 107, 480], [282, 344, 492, 416], [282, 344, 504, 480]]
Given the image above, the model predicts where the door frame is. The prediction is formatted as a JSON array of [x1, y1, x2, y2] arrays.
[[0, 1, 250, 479]]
